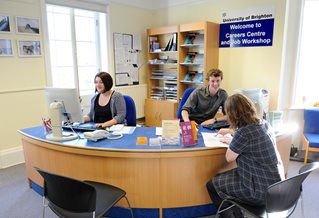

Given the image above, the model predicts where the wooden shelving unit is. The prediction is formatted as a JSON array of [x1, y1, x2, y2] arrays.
[[178, 21, 220, 102], [145, 25, 179, 127], [145, 22, 219, 127]]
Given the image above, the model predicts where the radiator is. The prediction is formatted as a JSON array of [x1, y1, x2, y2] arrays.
[[114, 84, 147, 119]]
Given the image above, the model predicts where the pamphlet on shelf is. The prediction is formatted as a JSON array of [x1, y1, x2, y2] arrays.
[[183, 72, 203, 83], [193, 53, 204, 64], [184, 34, 196, 44], [193, 34, 204, 45], [183, 52, 197, 63]]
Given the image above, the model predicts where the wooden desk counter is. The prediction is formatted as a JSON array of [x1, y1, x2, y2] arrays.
[[19, 126, 291, 218]]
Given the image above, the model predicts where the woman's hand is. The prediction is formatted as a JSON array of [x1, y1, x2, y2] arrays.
[[217, 128, 231, 135], [220, 138, 232, 145], [95, 123, 104, 128]]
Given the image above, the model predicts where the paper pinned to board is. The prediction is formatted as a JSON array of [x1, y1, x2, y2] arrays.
[[201, 132, 230, 148]]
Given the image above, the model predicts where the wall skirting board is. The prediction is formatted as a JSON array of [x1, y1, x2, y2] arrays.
[[0, 146, 25, 169]]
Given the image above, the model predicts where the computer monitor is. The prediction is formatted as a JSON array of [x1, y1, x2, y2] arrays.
[[44, 87, 83, 124], [44, 87, 83, 141], [233, 88, 269, 119]]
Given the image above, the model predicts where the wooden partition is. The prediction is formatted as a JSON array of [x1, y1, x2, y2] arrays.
[[19, 128, 291, 218]]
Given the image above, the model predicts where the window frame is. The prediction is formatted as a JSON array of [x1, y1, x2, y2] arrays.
[[40, 0, 111, 96]]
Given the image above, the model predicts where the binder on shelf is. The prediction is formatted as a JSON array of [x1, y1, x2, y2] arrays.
[[164, 33, 178, 51], [149, 36, 159, 52], [170, 33, 177, 51]]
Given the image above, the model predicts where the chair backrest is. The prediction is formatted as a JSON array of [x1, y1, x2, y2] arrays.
[[303, 108, 319, 134], [124, 95, 136, 126], [176, 87, 195, 120], [265, 162, 319, 214], [299, 162, 319, 174], [34, 167, 96, 213]]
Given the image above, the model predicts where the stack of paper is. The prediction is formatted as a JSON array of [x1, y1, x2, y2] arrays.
[[201, 132, 231, 148]]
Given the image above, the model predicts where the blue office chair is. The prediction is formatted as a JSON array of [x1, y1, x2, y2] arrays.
[[303, 108, 319, 164], [124, 95, 136, 126], [176, 87, 195, 120]]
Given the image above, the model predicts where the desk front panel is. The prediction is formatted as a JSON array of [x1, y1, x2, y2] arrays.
[[19, 126, 291, 217], [20, 128, 228, 210]]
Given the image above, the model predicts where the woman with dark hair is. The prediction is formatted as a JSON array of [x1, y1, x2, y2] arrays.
[[83, 72, 126, 128], [206, 93, 284, 218]]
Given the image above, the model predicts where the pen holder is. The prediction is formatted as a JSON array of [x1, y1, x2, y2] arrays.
[[42, 118, 52, 135]]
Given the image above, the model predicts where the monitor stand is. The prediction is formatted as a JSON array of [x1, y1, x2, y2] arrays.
[[46, 101, 78, 141], [46, 132, 78, 141]]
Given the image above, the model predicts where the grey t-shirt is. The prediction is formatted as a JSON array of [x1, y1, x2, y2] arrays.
[[182, 86, 228, 124]]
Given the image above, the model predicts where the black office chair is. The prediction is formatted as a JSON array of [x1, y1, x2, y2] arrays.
[[216, 162, 319, 218], [34, 167, 134, 218]]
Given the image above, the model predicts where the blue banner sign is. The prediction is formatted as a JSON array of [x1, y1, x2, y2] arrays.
[[219, 6, 275, 48]]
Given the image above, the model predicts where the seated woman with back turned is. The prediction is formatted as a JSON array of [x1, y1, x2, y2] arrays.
[[206, 93, 284, 218], [83, 72, 126, 128]]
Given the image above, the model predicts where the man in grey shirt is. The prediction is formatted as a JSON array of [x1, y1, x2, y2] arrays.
[[181, 69, 228, 125]]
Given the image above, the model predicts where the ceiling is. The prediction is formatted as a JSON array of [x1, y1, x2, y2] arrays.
[[88, 0, 209, 10]]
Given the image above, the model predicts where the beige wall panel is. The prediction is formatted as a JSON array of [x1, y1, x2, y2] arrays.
[[152, 0, 286, 110], [0, 90, 48, 150], [109, 3, 155, 84]]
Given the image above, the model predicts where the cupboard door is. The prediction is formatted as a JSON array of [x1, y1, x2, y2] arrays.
[[158, 101, 178, 123], [145, 99, 159, 127]]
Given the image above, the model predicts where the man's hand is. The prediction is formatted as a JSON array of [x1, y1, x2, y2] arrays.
[[201, 118, 215, 126]]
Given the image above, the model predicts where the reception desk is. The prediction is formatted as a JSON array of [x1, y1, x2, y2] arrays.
[[19, 126, 291, 218]]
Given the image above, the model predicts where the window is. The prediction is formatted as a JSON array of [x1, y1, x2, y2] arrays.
[[294, 0, 319, 106], [46, 4, 108, 96]]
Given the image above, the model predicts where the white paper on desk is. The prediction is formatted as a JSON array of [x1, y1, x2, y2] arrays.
[[201, 132, 230, 148], [113, 127, 136, 135], [110, 124, 124, 131], [156, 127, 162, 136]]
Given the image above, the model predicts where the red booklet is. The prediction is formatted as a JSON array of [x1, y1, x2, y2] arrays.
[[180, 121, 198, 146]]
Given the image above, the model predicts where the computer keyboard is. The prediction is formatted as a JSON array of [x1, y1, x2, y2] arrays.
[[202, 121, 230, 130], [62, 123, 98, 132]]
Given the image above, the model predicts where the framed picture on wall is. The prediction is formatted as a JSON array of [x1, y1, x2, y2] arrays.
[[16, 16, 40, 35], [0, 15, 11, 33], [0, 39, 13, 56], [17, 40, 41, 57]]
